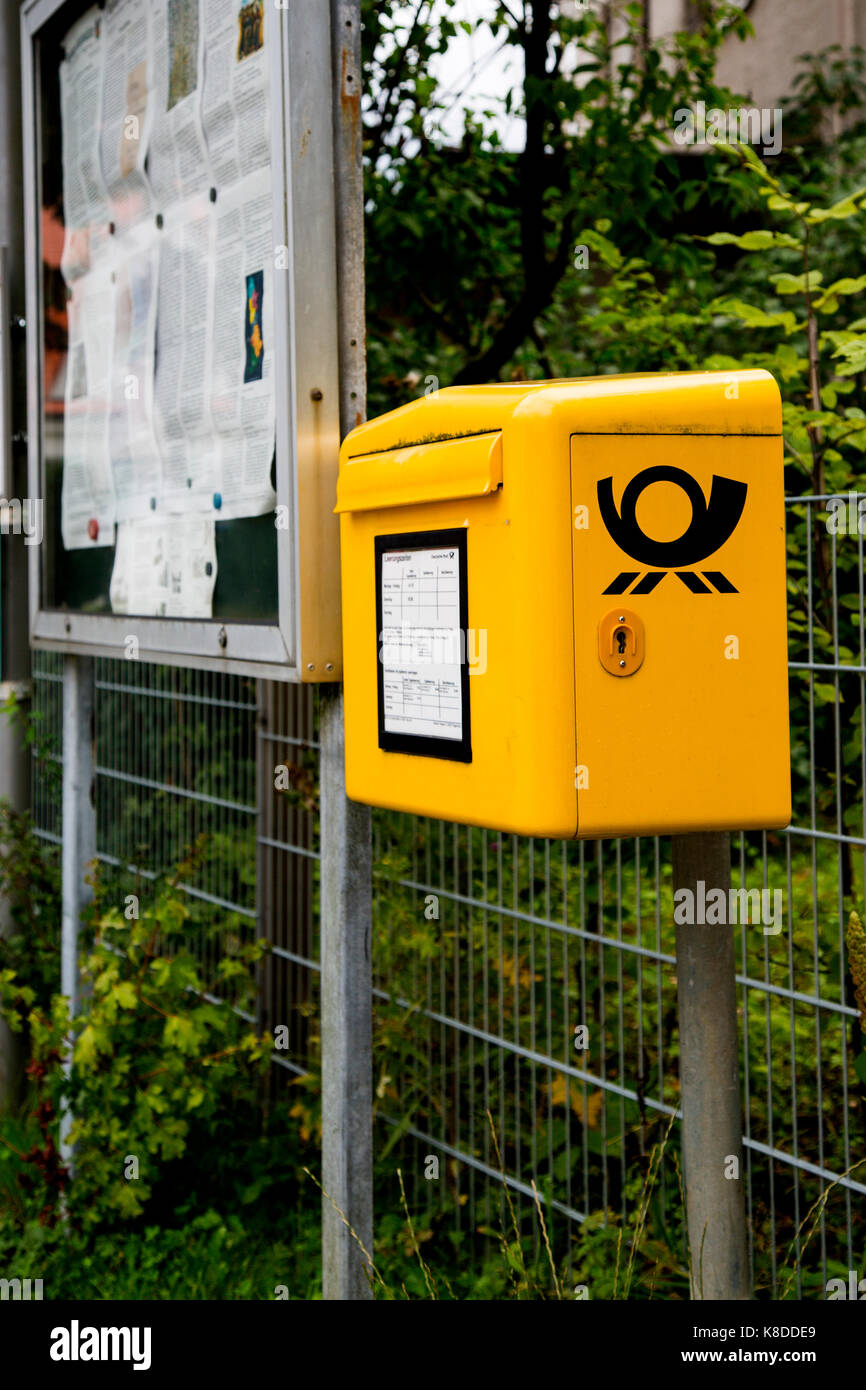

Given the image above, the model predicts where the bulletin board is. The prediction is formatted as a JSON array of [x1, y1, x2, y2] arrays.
[[21, 0, 343, 678]]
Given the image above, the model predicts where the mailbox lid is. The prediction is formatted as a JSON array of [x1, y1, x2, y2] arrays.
[[338, 370, 781, 468], [335, 431, 502, 514]]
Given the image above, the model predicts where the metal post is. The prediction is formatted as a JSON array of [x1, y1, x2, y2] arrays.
[[320, 689, 373, 1298], [0, 679, 30, 1110], [673, 831, 750, 1300], [0, 0, 32, 1113], [60, 655, 96, 1163], [320, 0, 373, 1300]]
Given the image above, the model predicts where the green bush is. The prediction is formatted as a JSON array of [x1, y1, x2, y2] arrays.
[[0, 849, 273, 1231]]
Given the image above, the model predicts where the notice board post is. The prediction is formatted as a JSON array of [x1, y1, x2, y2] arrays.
[[320, 0, 373, 1302], [673, 831, 750, 1300], [0, 0, 31, 1112], [60, 653, 95, 1166]]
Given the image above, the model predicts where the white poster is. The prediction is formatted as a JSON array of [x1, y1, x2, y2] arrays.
[[61, 266, 117, 550], [110, 515, 217, 616], [100, 0, 155, 234], [209, 168, 275, 519], [59, 7, 111, 281], [109, 227, 162, 523], [201, 0, 269, 189], [148, 0, 212, 214], [153, 207, 220, 510]]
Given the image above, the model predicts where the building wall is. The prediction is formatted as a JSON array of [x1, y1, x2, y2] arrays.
[[562, 0, 866, 115], [712, 0, 866, 112]]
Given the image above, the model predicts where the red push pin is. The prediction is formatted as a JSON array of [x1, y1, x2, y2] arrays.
[[87, 518, 99, 542]]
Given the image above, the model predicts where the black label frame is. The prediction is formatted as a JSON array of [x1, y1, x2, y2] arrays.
[[374, 527, 472, 763]]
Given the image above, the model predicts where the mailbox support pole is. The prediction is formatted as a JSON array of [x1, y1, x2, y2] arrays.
[[673, 832, 750, 1300], [320, 0, 374, 1301], [60, 654, 96, 1165]]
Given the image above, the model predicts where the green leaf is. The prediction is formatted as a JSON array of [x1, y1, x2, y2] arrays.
[[164, 1014, 199, 1054], [830, 336, 866, 377], [813, 682, 839, 705], [113, 981, 138, 1010], [807, 186, 866, 223], [766, 342, 806, 383], [768, 271, 824, 295], [75, 1024, 99, 1069], [711, 297, 798, 333], [701, 230, 801, 250], [819, 275, 866, 298], [765, 192, 810, 215]]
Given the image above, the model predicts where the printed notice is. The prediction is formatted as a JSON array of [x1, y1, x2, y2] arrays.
[[380, 546, 464, 742], [109, 514, 216, 616]]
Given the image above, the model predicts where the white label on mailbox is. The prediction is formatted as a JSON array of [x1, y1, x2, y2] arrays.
[[380, 546, 463, 741]]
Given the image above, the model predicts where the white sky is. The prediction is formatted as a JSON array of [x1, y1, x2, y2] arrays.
[[390, 0, 526, 152]]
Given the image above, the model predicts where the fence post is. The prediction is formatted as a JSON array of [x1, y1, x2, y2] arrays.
[[60, 654, 96, 1164], [673, 831, 750, 1300], [320, 0, 373, 1300]]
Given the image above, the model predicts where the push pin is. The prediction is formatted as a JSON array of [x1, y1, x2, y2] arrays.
[[213, 492, 222, 510], [87, 518, 99, 542]]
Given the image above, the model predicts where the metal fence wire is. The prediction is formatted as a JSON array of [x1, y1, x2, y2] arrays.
[[31, 492, 866, 1297]]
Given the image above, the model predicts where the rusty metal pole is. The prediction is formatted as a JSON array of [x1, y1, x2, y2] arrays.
[[320, 0, 374, 1301], [673, 832, 750, 1299]]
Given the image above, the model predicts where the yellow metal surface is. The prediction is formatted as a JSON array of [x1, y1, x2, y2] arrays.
[[335, 431, 503, 513], [298, 403, 343, 681], [572, 431, 789, 835], [337, 370, 791, 838]]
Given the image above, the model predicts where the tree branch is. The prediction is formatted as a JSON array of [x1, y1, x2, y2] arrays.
[[366, 0, 430, 170]]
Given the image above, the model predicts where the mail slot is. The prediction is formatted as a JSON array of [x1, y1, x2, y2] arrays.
[[335, 371, 791, 838]]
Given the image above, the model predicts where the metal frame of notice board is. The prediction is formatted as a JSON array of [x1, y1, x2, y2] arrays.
[[20, 0, 343, 681]]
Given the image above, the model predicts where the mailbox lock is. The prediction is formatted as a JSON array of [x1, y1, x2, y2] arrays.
[[598, 608, 645, 677]]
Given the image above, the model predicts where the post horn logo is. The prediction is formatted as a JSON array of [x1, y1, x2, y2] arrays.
[[597, 465, 747, 595]]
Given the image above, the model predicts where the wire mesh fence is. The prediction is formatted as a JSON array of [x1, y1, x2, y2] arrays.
[[29, 490, 866, 1296]]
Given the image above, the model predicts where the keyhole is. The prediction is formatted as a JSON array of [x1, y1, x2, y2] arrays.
[[615, 628, 628, 655]]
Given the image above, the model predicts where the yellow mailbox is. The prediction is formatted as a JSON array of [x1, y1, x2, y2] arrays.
[[335, 370, 791, 839]]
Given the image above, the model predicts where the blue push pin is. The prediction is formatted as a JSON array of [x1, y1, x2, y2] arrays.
[[150, 497, 157, 511], [213, 492, 222, 511]]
